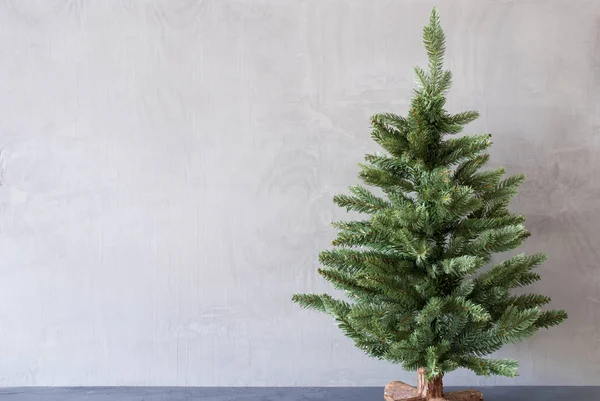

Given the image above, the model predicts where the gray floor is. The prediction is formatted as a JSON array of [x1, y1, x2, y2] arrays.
[[0, 387, 598, 401]]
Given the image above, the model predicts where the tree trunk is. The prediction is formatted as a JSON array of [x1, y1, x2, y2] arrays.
[[417, 368, 445, 400], [384, 369, 483, 401]]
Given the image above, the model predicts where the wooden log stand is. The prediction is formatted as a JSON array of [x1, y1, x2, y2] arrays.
[[384, 369, 483, 401]]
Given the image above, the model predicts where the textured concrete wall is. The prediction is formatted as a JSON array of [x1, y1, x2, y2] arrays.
[[0, 0, 598, 387]]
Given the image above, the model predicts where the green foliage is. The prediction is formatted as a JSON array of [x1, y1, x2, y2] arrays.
[[292, 8, 566, 381]]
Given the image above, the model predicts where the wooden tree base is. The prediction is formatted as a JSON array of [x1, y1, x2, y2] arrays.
[[384, 380, 484, 401]]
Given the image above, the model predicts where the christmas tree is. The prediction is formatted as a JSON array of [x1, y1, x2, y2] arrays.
[[292, 8, 566, 401]]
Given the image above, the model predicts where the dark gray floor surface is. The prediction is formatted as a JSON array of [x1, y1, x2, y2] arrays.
[[0, 387, 598, 401]]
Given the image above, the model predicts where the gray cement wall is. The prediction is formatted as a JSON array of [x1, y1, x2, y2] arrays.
[[0, 0, 597, 387]]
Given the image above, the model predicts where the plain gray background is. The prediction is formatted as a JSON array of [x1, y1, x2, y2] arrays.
[[0, 0, 598, 388]]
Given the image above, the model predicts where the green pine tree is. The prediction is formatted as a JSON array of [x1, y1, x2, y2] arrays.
[[292, 8, 566, 400]]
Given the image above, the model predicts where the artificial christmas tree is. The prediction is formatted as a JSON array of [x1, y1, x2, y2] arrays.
[[292, 8, 566, 401]]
